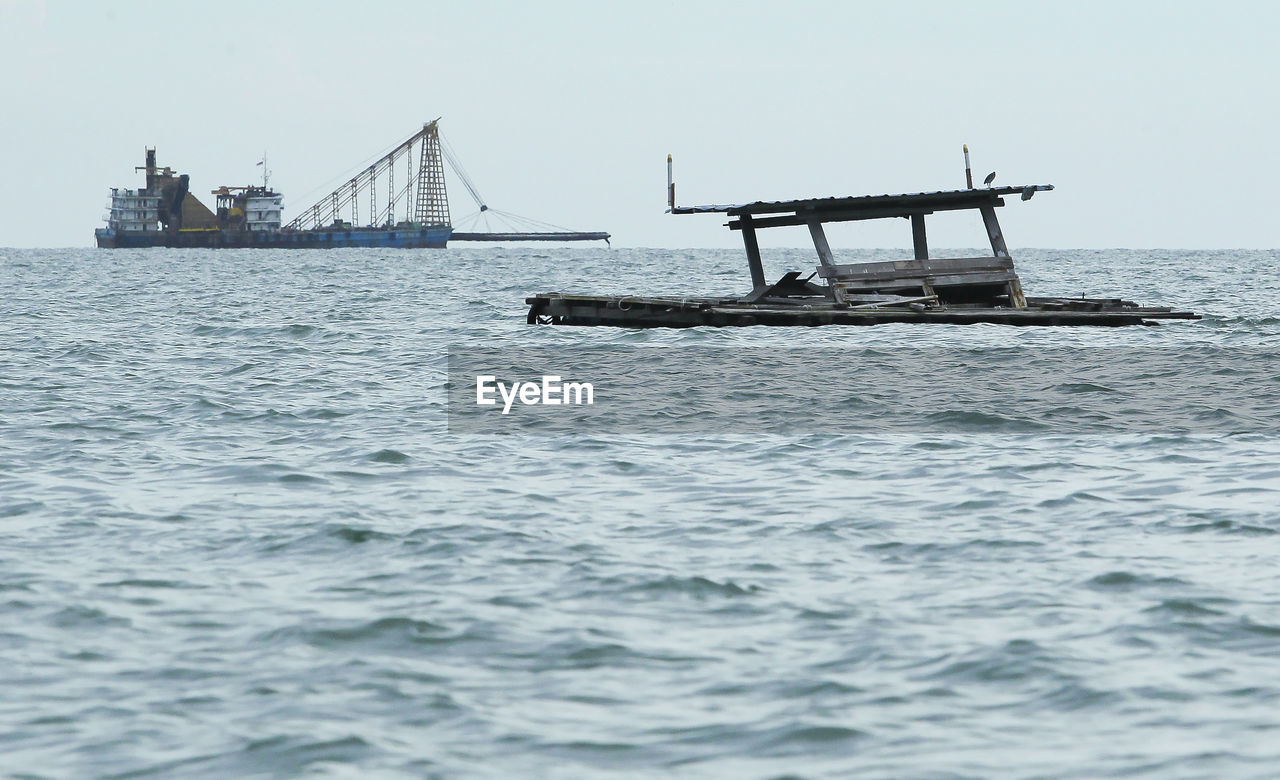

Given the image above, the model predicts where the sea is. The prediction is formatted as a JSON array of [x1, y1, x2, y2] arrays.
[[2, 246, 1279, 779]]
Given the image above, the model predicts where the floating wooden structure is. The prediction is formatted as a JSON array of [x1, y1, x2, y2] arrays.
[[527, 156, 1197, 327]]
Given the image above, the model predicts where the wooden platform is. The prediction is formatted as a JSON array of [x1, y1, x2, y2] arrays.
[[526, 293, 1199, 328], [525, 165, 1200, 329]]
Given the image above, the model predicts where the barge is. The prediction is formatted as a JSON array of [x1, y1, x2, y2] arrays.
[[527, 153, 1197, 327]]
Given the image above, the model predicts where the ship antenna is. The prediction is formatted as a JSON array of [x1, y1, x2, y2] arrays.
[[667, 154, 675, 211], [259, 150, 270, 190]]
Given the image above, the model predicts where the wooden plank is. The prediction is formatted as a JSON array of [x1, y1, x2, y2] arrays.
[[838, 293, 935, 304], [806, 220, 844, 303], [817, 257, 1013, 279], [730, 207, 931, 230], [816, 260, 919, 279], [834, 278, 930, 292], [923, 272, 1019, 287], [1007, 277, 1028, 308], [979, 206, 1010, 258], [847, 295, 939, 309], [921, 256, 1014, 272], [808, 221, 836, 267]]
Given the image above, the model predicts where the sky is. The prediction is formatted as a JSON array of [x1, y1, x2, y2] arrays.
[[1, 0, 1277, 249]]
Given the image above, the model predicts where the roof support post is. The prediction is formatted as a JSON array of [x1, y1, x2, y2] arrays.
[[740, 214, 767, 290], [979, 205, 1025, 307], [807, 220, 836, 267], [910, 213, 929, 260], [979, 206, 1010, 258]]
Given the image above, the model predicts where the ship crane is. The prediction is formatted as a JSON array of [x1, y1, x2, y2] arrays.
[[285, 120, 451, 233], [286, 119, 609, 245]]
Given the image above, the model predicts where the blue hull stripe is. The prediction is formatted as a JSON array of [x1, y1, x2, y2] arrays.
[[96, 227, 453, 249]]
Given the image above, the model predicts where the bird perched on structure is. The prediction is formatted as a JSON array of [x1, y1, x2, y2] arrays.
[[983, 171, 996, 187]]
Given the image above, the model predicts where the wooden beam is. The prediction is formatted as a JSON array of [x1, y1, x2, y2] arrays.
[[740, 214, 767, 290], [676, 184, 1046, 218], [730, 208, 925, 231], [910, 214, 928, 260], [816, 257, 1014, 280], [979, 206, 1010, 258], [807, 220, 846, 304], [1007, 278, 1028, 308], [725, 196, 1004, 231], [808, 220, 836, 267]]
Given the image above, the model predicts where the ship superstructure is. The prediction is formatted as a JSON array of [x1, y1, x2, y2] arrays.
[[104, 188, 161, 235], [212, 186, 284, 233]]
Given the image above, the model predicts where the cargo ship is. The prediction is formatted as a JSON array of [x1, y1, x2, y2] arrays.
[[95, 119, 608, 249]]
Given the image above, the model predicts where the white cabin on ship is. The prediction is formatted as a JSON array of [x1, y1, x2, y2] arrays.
[[244, 194, 283, 232], [106, 188, 161, 234]]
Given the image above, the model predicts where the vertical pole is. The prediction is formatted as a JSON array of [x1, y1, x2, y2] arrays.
[[979, 206, 1009, 258], [964, 144, 973, 189], [741, 214, 766, 290], [667, 154, 675, 210], [910, 214, 928, 260]]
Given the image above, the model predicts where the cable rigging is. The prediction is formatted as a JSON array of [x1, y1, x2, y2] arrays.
[[286, 119, 608, 244]]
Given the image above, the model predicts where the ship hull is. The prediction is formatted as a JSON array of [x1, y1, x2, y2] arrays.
[[95, 226, 452, 249]]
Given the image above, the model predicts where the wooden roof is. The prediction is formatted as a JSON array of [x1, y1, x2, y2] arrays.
[[670, 184, 1053, 225]]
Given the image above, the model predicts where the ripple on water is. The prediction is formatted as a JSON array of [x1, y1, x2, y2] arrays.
[[4, 247, 1280, 777], [1143, 598, 1235, 620], [1085, 571, 1192, 591], [258, 617, 477, 658], [621, 574, 761, 600]]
